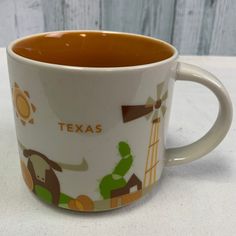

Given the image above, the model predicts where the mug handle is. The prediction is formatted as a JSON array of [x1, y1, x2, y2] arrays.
[[166, 62, 233, 166]]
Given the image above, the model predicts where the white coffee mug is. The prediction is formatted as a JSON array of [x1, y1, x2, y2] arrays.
[[7, 31, 232, 212]]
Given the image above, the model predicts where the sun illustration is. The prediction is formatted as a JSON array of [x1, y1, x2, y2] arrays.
[[12, 82, 36, 125]]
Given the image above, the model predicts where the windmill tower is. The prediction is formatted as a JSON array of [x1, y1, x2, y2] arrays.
[[121, 82, 168, 188]]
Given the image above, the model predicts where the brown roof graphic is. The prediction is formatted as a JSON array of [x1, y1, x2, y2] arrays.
[[111, 174, 142, 198]]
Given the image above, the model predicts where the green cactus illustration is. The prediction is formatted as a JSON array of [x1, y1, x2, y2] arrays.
[[99, 141, 133, 199]]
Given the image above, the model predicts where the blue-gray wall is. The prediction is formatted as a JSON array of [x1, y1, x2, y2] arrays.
[[1, 0, 236, 55]]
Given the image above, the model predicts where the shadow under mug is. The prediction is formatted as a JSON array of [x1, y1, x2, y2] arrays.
[[7, 31, 233, 212]]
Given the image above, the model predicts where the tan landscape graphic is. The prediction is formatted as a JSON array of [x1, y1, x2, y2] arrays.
[[12, 81, 167, 211]]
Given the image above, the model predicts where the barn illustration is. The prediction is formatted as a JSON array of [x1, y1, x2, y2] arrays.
[[99, 142, 143, 208], [110, 174, 142, 208]]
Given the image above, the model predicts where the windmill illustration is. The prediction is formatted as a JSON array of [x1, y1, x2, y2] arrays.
[[121, 81, 168, 188]]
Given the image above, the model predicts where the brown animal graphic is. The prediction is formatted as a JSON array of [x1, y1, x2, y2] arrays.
[[18, 138, 89, 206], [23, 149, 62, 205]]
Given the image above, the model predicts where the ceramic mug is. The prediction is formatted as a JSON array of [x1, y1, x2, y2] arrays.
[[7, 31, 232, 212]]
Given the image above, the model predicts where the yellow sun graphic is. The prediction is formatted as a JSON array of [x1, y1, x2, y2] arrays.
[[12, 82, 36, 126]]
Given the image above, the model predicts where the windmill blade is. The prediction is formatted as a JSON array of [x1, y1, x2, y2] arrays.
[[122, 105, 153, 123], [146, 96, 155, 107], [161, 90, 168, 101], [161, 105, 167, 117], [156, 82, 165, 100]]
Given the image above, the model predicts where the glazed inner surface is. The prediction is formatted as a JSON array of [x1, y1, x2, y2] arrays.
[[12, 32, 174, 67]]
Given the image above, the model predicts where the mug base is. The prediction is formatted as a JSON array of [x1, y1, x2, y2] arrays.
[[21, 177, 157, 212], [20, 159, 158, 212], [41, 185, 155, 212]]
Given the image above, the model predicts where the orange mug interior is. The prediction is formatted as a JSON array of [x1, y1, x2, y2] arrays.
[[12, 31, 174, 67]]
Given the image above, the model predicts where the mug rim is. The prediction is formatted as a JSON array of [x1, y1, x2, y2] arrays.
[[7, 30, 178, 72]]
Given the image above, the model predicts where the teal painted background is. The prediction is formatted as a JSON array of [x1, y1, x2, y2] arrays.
[[1, 0, 236, 55]]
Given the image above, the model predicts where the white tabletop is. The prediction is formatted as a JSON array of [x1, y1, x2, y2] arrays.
[[0, 49, 235, 236]]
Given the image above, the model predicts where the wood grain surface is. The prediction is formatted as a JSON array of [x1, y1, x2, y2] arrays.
[[0, 0, 236, 55]]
